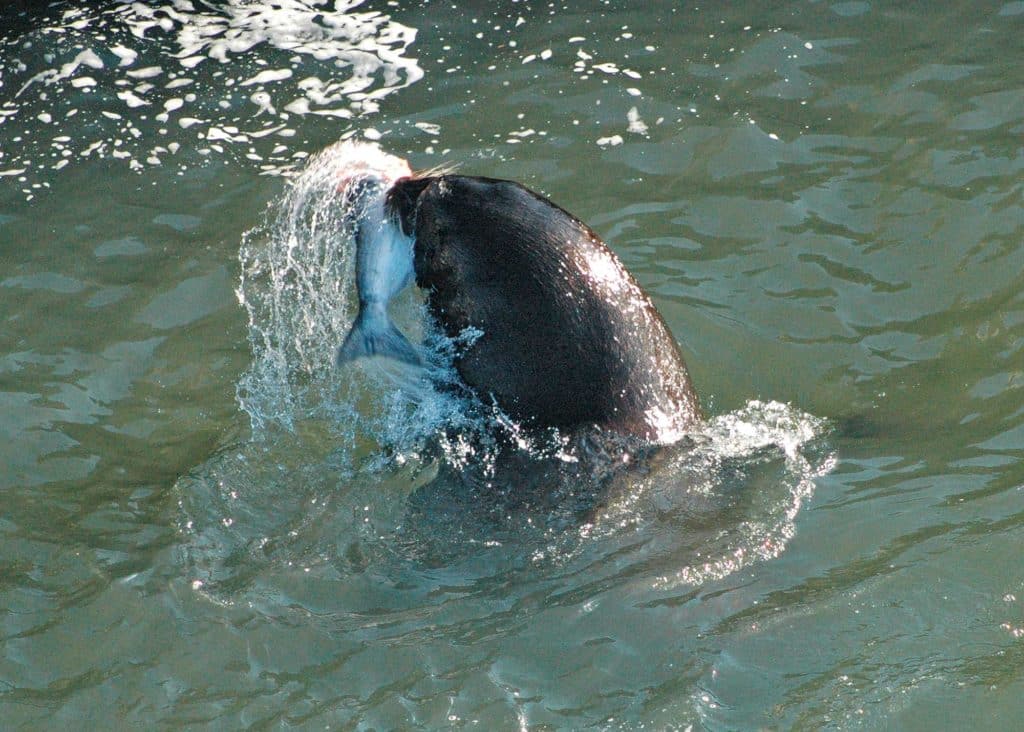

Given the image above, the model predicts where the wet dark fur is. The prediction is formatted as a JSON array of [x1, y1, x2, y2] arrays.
[[387, 174, 700, 441]]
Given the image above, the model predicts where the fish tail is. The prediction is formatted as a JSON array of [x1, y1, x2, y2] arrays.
[[336, 306, 421, 366]]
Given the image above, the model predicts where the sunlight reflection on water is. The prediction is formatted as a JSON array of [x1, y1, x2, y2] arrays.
[[3, 0, 1024, 728], [0, 0, 421, 196]]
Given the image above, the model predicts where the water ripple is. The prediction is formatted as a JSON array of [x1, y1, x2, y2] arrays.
[[0, 0, 422, 198]]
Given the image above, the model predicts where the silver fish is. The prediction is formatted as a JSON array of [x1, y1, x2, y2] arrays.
[[336, 173, 421, 366]]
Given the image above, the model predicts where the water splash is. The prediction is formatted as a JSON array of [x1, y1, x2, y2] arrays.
[[235, 141, 360, 433], [0, 0, 422, 198], [646, 400, 836, 589], [235, 140, 493, 472], [213, 142, 836, 594], [236, 141, 420, 434]]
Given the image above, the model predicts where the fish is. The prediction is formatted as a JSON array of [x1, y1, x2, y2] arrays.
[[336, 171, 422, 366]]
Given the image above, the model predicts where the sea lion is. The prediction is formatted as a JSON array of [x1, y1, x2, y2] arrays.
[[337, 153, 700, 443]]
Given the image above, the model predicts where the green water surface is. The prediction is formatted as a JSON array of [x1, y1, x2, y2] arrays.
[[2, 1, 1023, 729]]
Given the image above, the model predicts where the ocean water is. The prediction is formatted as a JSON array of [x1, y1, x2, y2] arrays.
[[1, 1, 1023, 729]]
